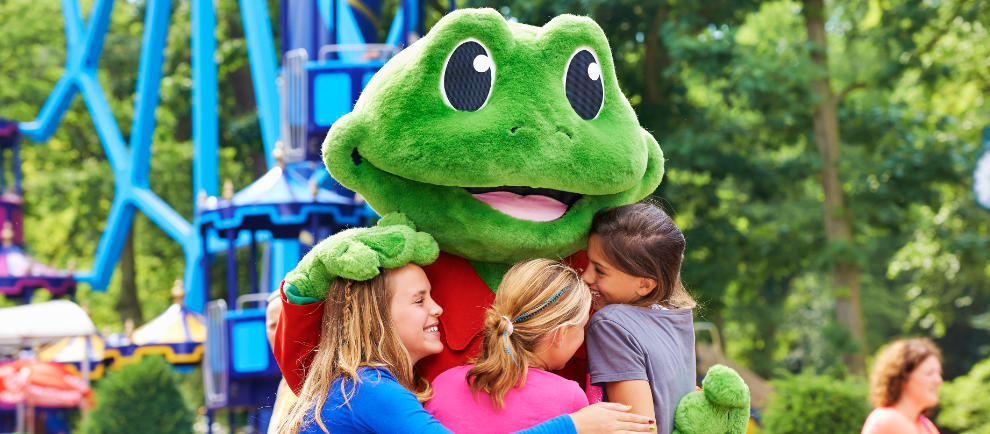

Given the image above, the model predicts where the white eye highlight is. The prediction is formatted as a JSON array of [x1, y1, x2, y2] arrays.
[[473, 54, 493, 73], [587, 62, 601, 81]]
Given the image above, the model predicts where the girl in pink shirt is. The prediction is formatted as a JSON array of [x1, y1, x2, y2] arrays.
[[427, 259, 615, 434]]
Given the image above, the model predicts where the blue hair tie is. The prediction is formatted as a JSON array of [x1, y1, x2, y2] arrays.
[[502, 283, 573, 368], [513, 284, 571, 323], [500, 315, 518, 367], [503, 330, 518, 367]]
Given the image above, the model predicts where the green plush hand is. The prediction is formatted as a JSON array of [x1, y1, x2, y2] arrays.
[[283, 213, 439, 302], [673, 365, 751, 434]]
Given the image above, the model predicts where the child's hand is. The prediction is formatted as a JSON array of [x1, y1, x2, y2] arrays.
[[283, 213, 438, 301], [569, 402, 657, 434]]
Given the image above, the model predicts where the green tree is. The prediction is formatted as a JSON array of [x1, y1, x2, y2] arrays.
[[762, 373, 871, 434], [464, 0, 990, 380], [938, 356, 990, 433], [802, 0, 867, 374], [80, 356, 194, 434]]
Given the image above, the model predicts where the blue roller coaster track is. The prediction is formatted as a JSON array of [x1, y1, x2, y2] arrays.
[[18, 0, 440, 312]]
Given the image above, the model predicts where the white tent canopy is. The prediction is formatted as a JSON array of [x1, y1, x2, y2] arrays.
[[0, 300, 97, 347]]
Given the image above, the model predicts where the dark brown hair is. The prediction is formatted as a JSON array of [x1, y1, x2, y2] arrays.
[[590, 203, 696, 309], [869, 338, 942, 408]]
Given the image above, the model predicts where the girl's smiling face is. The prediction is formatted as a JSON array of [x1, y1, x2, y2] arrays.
[[903, 355, 943, 409], [387, 264, 444, 365], [582, 234, 655, 308]]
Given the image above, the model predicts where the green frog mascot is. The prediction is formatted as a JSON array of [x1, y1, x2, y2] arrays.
[[274, 8, 749, 434]]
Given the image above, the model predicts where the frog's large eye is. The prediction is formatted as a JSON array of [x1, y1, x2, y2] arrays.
[[441, 39, 494, 112], [564, 48, 604, 120]]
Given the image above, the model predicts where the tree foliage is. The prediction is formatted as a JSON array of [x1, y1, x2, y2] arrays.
[[762, 372, 871, 434], [938, 356, 990, 433], [467, 0, 990, 379], [80, 356, 194, 434]]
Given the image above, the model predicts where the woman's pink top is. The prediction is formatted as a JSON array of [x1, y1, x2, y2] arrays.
[[862, 407, 939, 434], [426, 365, 589, 434]]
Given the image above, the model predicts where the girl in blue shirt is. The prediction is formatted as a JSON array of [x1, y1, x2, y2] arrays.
[[278, 262, 654, 433]]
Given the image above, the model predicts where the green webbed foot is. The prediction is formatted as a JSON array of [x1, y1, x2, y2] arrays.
[[673, 364, 751, 434], [283, 213, 439, 303]]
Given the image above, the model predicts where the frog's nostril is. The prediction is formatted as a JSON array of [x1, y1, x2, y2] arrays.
[[510, 126, 520, 134]]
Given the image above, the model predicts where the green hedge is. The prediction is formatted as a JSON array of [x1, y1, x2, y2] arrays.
[[762, 373, 871, 434], [81, 356, 194, 434], [937, 356, 990, 433]]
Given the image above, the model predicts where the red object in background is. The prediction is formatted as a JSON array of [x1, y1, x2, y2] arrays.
[[0, 359, 92, 408]]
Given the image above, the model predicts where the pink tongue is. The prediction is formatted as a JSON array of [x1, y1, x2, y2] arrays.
[[473, 191, 568, 222]]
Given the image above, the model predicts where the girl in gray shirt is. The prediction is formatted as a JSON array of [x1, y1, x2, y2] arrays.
[[580, 203, 697, 434]]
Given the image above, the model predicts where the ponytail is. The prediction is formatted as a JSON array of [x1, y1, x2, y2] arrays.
[[465, 259, 590, 410]]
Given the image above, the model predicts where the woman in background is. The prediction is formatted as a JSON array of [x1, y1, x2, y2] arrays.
[[862, 338, 943, 434]]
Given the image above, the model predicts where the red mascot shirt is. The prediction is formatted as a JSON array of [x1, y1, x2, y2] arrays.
[[274, 251, 589, 394]]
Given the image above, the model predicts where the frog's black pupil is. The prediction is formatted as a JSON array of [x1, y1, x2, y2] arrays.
[[565, 50, 604, 120], [443, 41, 492, 111]]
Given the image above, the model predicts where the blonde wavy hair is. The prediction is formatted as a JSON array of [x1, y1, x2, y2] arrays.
[[277, 270, 432, 433], [466, 258, 591, 410], [868, 337, 942, 408]]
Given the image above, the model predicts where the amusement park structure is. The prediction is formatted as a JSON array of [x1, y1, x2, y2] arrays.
[[16, 0, 435, 311], [12, 0, 445, 430]]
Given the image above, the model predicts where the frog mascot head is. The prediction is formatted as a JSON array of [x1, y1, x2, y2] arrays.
[[281, 8, 748, 434], [323, 8, 662, 268]]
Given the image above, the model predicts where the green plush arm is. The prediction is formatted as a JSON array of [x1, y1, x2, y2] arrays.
[[673, 364, 751, 434], [283, 213, 439, 303]]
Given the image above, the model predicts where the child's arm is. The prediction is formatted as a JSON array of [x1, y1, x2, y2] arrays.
[[604, 380, 656, 420], [273, 282, 324, 393]]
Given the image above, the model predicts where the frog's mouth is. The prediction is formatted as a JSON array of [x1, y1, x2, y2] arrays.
[[464, 186, 582, 222], [351, 147, 586, 223]]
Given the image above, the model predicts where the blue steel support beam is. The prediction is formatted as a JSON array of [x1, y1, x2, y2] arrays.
[[131, 0, 173, 187], [76, 196, 136, 288], [60, 0, 84, 52], [385, 7, 403, 47], [337, 0, 367, 62], [188, 0, 219, 309], [19, 77, 77, 141], [192, 0, 219, 199], [131, 188, 193, 242], [242, 0, 311, 294], [190, 235, 209, 313], [249, 232, 258, 294], [239, 0, 280, 169], [385, 0, 422, 48], [21, 0, 205, 308], [401, 0, 410, 45], [81, 0, 115, 69], [21, 0, 117, 144], [225, 229, 237, 306], [76, 72, 129, 174], [270, 240, 299, 295]]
